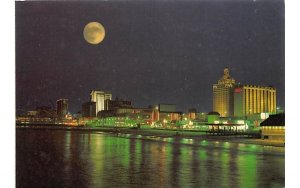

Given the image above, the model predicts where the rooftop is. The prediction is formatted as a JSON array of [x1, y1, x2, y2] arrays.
[[260, 113, 285, 126]]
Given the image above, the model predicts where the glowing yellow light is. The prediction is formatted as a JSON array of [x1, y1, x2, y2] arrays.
[[237, 120, 245, 124], [83, 22, 105, 45]]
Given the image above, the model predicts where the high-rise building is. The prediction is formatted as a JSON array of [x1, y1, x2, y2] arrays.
[[82, 102, 96, 117], [56, 99, 68, 120], [213, 68, 236, 117], [234, 85, 276, 117], [90, 90, 112, 116]]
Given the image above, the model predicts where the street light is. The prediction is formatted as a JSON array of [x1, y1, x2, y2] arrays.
[[276, 106, 280, 113]]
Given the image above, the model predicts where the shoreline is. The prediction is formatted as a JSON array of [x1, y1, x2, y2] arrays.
[[16, 126, 285, 147]]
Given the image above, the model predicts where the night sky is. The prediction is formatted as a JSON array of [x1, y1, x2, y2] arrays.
[[15, 0, 284, 114]]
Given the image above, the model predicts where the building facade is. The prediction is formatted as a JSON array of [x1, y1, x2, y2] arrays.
[[234, 85, 276, 117], [213, 68, 236, 117], [90, 90, 112, 115], [82, 102, 96, 117], [36, 106, 57, 118], [106, 98, 133, 110], [260, 113, 284, 140], [151, 104, 181, 123], [56, 99, 68, 120]]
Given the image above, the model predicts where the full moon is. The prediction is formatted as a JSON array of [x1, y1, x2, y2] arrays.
[[83, 22, 105, 45]]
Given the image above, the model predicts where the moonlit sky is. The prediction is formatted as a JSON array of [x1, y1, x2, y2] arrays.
[[15, 0, 284, 114]]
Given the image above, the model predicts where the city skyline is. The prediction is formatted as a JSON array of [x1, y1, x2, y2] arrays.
[[16, 0, 284, 114]]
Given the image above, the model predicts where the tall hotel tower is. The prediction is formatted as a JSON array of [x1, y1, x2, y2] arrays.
[[56, 99, 68, 120], [90, 90, 112, 116], [213, 68, 236, 117], [234, 85, 276, 117]]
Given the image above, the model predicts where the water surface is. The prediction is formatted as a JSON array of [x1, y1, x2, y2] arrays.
[[16, 129, 284, 187]]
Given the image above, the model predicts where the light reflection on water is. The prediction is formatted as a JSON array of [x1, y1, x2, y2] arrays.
[[16, 130, 284, 187]]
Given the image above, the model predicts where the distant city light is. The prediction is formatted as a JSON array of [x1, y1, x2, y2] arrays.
[[237, 120, 245, 124], [260, 113, 269, 120]]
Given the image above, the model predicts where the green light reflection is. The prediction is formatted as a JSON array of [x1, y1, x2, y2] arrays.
[[221, 152, 230, 187], [199, 149, 207, 161], [237, 153, 257, 188], [200, 140, 208, 147]]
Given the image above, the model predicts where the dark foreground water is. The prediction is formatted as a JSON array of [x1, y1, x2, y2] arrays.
[[16, 129, 284, 188]]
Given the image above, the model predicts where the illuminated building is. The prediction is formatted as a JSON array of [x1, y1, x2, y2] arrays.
[[188, 108, 197, 120], [152, 106, 160, 122], [213, 68, 236, 117], [90, 90, 112, 115], [207, 111, 220, 124], [151, 104, 181, 123], [56, 99, 68, 120], [195, 112, 207, 122], [98, 107, 153, 126], [260, 113, 284, 140], [27, 111, 38, 116], [234, 85, 276, 117], [82, 102, 96, 117], [65, 113, 73, 120], [16, 116, 53, 124]]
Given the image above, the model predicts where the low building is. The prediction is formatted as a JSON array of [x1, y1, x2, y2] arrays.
[[27, 111, 38, 116], [195, 112, 207, 122], [97, 98, 134, 118], [260, 113, 285, 140], [78, 117, 98, 126], [106, 97, 133, 110], [17, 106, 57, 125], [36, 106, 57, 118], [98, 107, 153, 126], [207, 111, 220, 124], [245, 113, 270, 129], [152, 104, 182, 125], [16, 116, 54, 124], [188, 108, 197, 120]]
